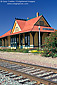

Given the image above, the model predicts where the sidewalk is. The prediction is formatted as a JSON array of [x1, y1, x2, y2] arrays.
[[0, 51, 57, 68]]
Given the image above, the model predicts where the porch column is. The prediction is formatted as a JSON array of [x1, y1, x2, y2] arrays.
[[2, 39, 4, 47], [5, 38, 7, 47], [19, 34, 20, 48], [30, 33, 34, 48], [8, 36, 11, 47], [23, 34, 25, 48], [34, 32, 38, 47]]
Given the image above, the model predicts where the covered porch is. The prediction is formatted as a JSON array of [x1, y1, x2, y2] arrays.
[[0, 32, 49, 49]]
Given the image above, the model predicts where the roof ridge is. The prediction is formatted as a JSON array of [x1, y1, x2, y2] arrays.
[[15, 18, 27, 21], [27, 15, 42, 21]]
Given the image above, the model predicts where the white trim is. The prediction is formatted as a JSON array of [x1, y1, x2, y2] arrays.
[[13, 21, 21, 33]]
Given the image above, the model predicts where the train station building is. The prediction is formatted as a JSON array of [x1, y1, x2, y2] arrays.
[[0, 12, 55, 49]]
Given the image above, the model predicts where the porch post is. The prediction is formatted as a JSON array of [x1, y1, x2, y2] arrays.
[[2, 39, 4, 47], [30, 33, 34, 48], [19, 34, 20, 48], [23, 34, 25, 48], [8, 36, 11, 47], [5, 38, 7, 47], [30, 32, 35, 48]]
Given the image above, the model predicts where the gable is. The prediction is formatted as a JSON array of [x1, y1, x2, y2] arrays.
[[34, 16, 50, 27], [12, 21, 21, 33]]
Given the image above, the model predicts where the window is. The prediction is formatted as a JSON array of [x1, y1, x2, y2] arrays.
[[11, 38, 12, 42], [11, 35, 19, 48], [43, 28, 54, 31], [25, 34, 30, 46], [11, 36, 17, 47], [13, 38, 14, 42], [25, 36, 27, 44], [15, 37, 16, 42]]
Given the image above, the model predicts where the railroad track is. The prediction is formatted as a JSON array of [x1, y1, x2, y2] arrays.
[[0, 58, 57, 85]]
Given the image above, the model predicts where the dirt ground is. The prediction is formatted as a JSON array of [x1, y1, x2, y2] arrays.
[[0, 51, 57, 68]]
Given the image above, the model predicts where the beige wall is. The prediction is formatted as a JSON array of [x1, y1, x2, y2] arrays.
[[7, 36, 10, 47], [34, 32, 38, 47], [42, 33, 48, 44], [30, 33, 33, 48]]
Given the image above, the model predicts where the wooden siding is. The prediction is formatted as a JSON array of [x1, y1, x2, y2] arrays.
[[35, 16, 50, 27], [34, 32, 38, 47]]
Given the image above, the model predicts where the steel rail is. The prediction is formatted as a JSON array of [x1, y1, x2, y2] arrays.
[[0, 58, 57, 85]]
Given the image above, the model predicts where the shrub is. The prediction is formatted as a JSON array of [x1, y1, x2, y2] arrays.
[[36, 47, 39, 51], [23, 49, 29, 53], [0, 48, 29, 53], [53, 54, 57, 58], [41, 31, 57, 58], [16, 48, 29, 53]]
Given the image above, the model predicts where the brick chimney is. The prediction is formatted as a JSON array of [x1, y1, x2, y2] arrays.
[[36, 12, 39, 17]]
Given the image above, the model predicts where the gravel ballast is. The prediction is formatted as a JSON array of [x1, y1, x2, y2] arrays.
[[0, 52, 57, 68]]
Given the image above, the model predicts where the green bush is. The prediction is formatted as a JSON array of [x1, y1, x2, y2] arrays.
[[7, 49, 12, 52], [0, 49, 3, 51], [53, 54, 57, 58], [3, 49, 7, 52], [36, 47, 39, 51], [41, 31, 57, 58], [0, 48, 29, 53], [23, 49, 29, 53], [16, 48, 29, 53]]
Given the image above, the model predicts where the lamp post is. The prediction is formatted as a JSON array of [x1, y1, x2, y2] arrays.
[[38, 26, 41, 50]]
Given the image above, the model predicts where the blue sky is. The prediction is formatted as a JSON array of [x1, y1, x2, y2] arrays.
[[0, 0, 57, 36]]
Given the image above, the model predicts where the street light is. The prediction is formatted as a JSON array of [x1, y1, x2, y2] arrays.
[[38, 26, 41, 50]]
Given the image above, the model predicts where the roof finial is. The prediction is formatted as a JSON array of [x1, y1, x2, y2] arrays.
[[27, 17, 29, 19], [37, 12, 39, 17]]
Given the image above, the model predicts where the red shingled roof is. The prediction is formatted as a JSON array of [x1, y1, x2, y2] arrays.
[[16, 20, 26, 30], [32, 26, 55, 32], [0, 30, 11, 38], [23, 15, 42, 31], [0, 15, 55, 38]]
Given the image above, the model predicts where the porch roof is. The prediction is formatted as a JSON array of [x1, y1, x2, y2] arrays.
[[0, 30, 12, 38], [32, 26, 55, 32], [0, 26, 55, 38]]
